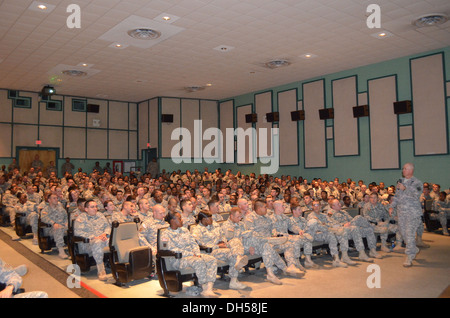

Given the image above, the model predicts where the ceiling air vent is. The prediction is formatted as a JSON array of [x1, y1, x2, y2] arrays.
[[185, 86, 205, 93], [413, 13, 448, 27], [264, 59, 291, 69], [62, 70, 87, 77], [127, 28, 161, 40]]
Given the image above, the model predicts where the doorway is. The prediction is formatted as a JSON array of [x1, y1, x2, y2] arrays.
[[16, 147, 59, 177]]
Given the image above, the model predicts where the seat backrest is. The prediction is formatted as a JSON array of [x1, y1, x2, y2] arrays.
[[110, 221, 140, 263], [157, 226, 170, 252], [424, 199, 433, 212], [302, 210, 312, 218], [344, 207, 359, 218]]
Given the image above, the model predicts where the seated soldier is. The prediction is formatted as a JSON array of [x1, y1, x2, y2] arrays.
[[305, 200, 348, 268], [430, 191, 450, 236], [139, 204, 168, 262], [180, 199, 196, 229], [289, 204, 318, 268], [362, 193, 401, 251], [11, 193, 39, 244], [40, 193, 69, 259], [74, 199, 111, 281], [162, 211, 218, 297], [111, 201, 140, 223], [192, 211, 248, 290], [244, 199, 304, 285], [207, 199, 223, 222]]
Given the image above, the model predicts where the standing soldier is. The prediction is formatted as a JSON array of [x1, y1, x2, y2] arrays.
[[74, 200, 111, 281], [40, 193, 69, 259], [389, 163, 423, 267]]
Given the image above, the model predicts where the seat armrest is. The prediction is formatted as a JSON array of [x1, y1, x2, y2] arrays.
[[73, 236, 90, 243], [199, 246, 213, 253], [158, 250, 182, 259]]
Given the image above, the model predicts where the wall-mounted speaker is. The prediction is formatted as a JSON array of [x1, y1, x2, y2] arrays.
[[353, 105, 369, 118], [161, 114, 174, 123], [393, 100, 412, 114], [245, 113, 257, 123], [87, 104, 100, 113], [290, 110, 305, 121], [266, 112, 279, 122], [319, 108, 334, 120]]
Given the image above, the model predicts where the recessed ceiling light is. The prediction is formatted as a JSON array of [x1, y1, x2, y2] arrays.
[[300, 53, 317, 59], [109, 43, 128, 49], [213, 45, 235, 52], [205, 83, 212, 87], [371, 30, 393, 39], [154, 13, 180, 24], [28, 1, 55, 13], [413, 13, 448, 27]]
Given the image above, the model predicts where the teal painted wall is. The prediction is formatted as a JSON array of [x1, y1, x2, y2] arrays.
[[159, 46, 450, 189]]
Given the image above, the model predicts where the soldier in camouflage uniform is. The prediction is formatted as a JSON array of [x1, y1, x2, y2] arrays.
[[192, 211, 248, 290], [180, 199, 196, 229], [162, 211, 219, 297], [430, 191, 449, 236], [270, 201, 310, 271], [244, 199, 304, 285], [2, 186, 19, 226], [139, 204, 168, 259], [328, 199, 380, 265], [111, 201, 140, 223], [40, 193, 69, 259], [11, 193, 39, 244], [362, 193, 402, 251], [389, 163, 423, 267], [0, 258, 48, 298], [74, 200, 111, 281], [305, 200, 348, 268], [289, 204, 318, 268]]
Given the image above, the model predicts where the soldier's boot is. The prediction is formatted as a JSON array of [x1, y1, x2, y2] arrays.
[[97, 263, 107, 281], [403, 255, 414, 267], [58, 247, 68, 259], [32, 234, 38, 245], [380, 242, 391, 253], [332, 255, 348, 268], [358, 250, 371, 262], [392, 241, 404, 252], [304, 255, 319, 269], [201, 282, 219, 298], [294, 259, 306, 271], [443, 228, 449, 236], [229, 277, 248, 290], [266, 267, 282, 285], [416, 236, 430, 248], [283, 264, 305, 278], [234, 255, 248, 271], [14, 264, 28, 276], [341, 251, 356, 265], [369, 248, 382, 259]]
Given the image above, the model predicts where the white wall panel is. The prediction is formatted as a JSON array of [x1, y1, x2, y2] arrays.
[[278, 89, 298, 165], [161, 98, 180, 158]]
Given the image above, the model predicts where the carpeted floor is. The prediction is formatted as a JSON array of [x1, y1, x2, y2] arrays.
[[1, 225, 449, 299]]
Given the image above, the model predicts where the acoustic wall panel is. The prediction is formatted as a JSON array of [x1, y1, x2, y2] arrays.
[[368, 76, 399, 169], [181, 99, 199, 159], [0, 123, 12, 157], [129, 103, 137, 131], [236, 104, 254, 164], [138, 101, 149, 153], [39, 126, 62, 150], [129, 131, 137, 160], [13, 92, 38, 124], [63, 127, 86, 158], [219, 100, 234, 163], [278, 89, 298, 165], [87, 99, 107, 129], [64, 96, 86, 127], [109, 101, 129, 130], [39, 95, 63, 126], [255, 91, 272, 158], [200, 100, 219, 160], [411, 53, 447, 155], [303, 80, 326, 168], [0, 90, 12, 123], [332, 76, 359, 156], [149, 98, 159, 153], [87, 129, 107, 159], [160, 97, 180, 158], [109, 130, 128, 159], [13, 124, 37, 156]]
